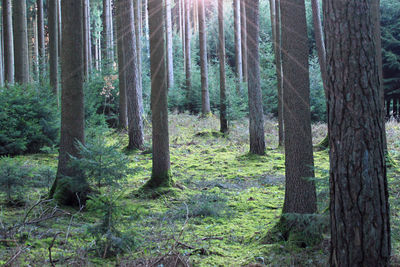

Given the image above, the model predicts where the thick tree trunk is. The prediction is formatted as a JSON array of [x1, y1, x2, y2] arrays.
[[37, 0, 45, 80], [146, 0, 172, 188], [281, 0, 316, 214], [198, 0, 210, 115], [184, 0, 192, 111], [121, 0, 144, 150], [218, 0, 228, 133], [116, 0, 127, 129], [49, 0, 59, 98], [246, 0, 265, 155], [51, 0, 86, 206], [233, 0, 243, 94], [240, 0, 247, 83], [324, 0, 391, 265], [3, 0, 14, 84], [13, 0, 30, 84]]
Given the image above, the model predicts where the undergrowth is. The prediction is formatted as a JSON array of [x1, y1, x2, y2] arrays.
[[0, 114, 399, 266]]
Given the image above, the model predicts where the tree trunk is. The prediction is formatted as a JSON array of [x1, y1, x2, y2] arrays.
[[134, 0, 143, 98], [146, 0, 172, 188], [87, 2, 93, 72], [246, 0, 265, 155], [165, 0, 174, 90], [49, 0, 59, 99], [121, 0, 144, 150], [273, 0, 283, 147], [37, 0, 45, 81], [0, 27, 4, 87], [218, 0, 228, 133], [184, 0, 192, 111], [2, 0, 14, 84], [240, 0, 247, 83], [324, 0, 391, 265], [281, 0, 316, 214], [116, 0, 127, 129], [13, 0, 30, 84], [233, 0, 243, 94], [51, 0, 86, 206], [102, 0, 113, 68], [198, 0, 210, 115], [57, 0, 62, 56], [83, 0, 90, 79], [311, 0, 327, 89]]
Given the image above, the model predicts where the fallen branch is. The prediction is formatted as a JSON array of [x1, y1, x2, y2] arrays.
[[48, 232, 61, 267]]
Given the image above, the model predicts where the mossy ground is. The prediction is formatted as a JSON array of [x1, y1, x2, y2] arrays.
[[1, 114, 399, 266]]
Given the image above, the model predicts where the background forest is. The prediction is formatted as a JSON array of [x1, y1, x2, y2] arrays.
[[0, 0, 399, 266]]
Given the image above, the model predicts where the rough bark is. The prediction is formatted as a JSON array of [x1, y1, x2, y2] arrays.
[[246, 0, 265, 155], [37, 0, 45, 80], [51, 0, 86, 206], [324, 0, 391, 265], [218, 0, 228, 133], [233, 0, 243, 94], [240, 0, 247, 83], [146, 0, 172, 188], [184, 0, 192, 111], [198, 0, 211, 115], [281, 0, 316, 214], [165, 0, 174, 90], [2, 0, 14, 84], [49, 0, 59, 98], [116, 0, 127, 129], [13, 0, 30, 84], [121, 0, 144, 150]]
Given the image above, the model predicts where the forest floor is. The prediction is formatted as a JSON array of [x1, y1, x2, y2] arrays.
[[1, 114, 400, 266]]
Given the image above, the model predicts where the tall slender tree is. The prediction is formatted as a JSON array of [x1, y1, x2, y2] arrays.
[[134, 0, 143, 97], [83, 0, 90, 79], [281, 0, 316, 214], [3, 0, 14, 84], [246, 0, 265, 155], [102, 0, 113, 67], [165, 0, 174, 89], [49, 0, 59, 98], [50, 0, 86, 205], [324, 0, 391, 265], [13, 0, 30, 84], [240, 0, 247, 83], [37, 0, 45, 80], [146, 0, 172, 188], [233, 0, 243, 93], [184, 0, 192, 111], [218, 0, 228, 133], [116, 0, 127, 129], [272, 0, 283, 146], [198, 0, 211, 115], [121, 0, 144, 150]]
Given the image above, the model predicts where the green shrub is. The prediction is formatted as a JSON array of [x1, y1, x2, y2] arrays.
[[0, 84, 59, 155], [0, 157, 32, 203]]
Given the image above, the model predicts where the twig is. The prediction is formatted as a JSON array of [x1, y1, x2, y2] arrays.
[[65, 205, 84, 245], [3, 247, 24, 267], [48, 232, 61, 267], [173, 202, 189, 250]]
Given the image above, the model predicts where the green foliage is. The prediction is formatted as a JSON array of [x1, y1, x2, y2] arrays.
[[71, 137, 130, 189], [169, 191, 230, 219], [84, 71, 120, 128], [381, 0, 400, 92], [86, 188, 140, 258], [0, 157, 32, 203], [0, 84, 59, 155]]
